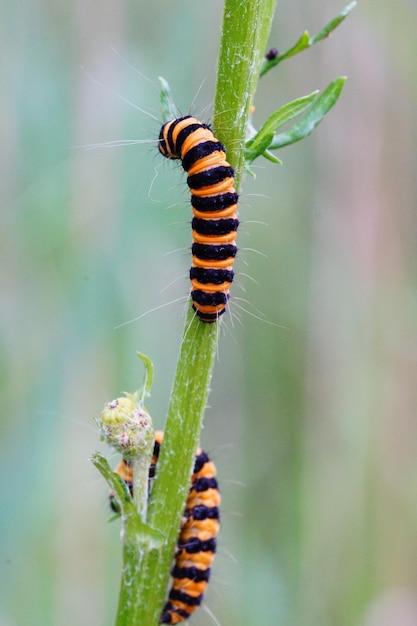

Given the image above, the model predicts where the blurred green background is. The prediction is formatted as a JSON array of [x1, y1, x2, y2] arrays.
[[2, 1, 417, 625]]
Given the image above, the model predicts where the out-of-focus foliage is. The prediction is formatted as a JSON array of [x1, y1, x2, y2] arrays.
[[1, 1, 417, 625]]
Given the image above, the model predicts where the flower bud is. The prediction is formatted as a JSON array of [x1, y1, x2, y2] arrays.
[[98, 392, 153, 457]]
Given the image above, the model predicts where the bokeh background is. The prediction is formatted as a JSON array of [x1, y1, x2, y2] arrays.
[[1, 0, 417, 625]]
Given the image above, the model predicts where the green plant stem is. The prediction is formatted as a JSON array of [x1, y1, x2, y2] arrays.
[[115, 1, 277, 624], [213, 0, 278, 181], [133, 309, 217, 624], [116, 516, 149, 626], [132, 454, 152, 522]]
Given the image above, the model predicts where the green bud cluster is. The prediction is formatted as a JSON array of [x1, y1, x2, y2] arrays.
[[98, 392, 153, 457]]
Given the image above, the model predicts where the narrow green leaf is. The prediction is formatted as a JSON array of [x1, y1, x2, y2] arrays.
[[263, 149, 282, 164], [311, 1, 357, 44], [259, 2, 357, 77], [136, 351, 154, 400], [91, 452, 163, 546], [260, 31, 310, 75], [269, 77, 346, 149], [91, 452, 130, 502], [278, 30, 310, 61], [245, 146, 282, 176], [158, 76, 179, 123], [246, 131, 274, 163], [255, 91, 319, 137], [245, 91, 318, 163]]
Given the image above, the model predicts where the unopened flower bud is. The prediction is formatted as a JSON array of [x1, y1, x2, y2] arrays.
[[98, 392, 153, 457]]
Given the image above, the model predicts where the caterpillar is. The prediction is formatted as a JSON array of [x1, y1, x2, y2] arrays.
[[110, 431, 220, 624], [158, 116, 239, 322]]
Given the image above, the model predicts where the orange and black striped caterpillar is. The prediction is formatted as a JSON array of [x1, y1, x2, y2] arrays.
[[110, 431, 220, 624], [158, 116, 238, 322]]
